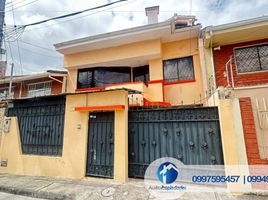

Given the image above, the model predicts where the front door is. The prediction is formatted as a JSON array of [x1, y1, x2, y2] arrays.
[[86, 112, 114, 178]]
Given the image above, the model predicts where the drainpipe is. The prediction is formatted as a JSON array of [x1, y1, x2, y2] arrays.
[[8, 63, 14, 98], [62, 76, 67, 93]]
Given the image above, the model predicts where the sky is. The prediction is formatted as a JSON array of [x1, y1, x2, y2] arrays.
[[2, 0, 268, 75]]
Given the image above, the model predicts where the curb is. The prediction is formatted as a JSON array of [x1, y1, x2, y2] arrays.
[[0, 185, 75, 200]]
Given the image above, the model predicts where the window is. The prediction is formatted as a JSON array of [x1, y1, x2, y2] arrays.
[[77, 67, 131, 89], [28, 82, 51, 97], [235, 44, 268, 73], [133, 65, 149, 85], [163, 56, 194, 82]]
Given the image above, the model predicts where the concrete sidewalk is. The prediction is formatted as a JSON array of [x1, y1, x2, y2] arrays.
[[0, 173, 267, 200]]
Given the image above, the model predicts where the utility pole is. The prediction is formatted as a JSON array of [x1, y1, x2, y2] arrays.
[[0, 0, 6, 48], [0, 0, 7, 79], [8, 63, 14, 98]]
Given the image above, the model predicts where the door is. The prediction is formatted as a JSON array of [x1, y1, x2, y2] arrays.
[[86, 112, 114, 178], [128, 107, 224, 178]]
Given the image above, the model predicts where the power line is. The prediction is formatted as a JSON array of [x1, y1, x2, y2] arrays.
[[9, 42, 62, 59], [24, 0, 127, 27], [23, 0, 136, 33], [5, 0, 28, 8], [18, 40, 58, 53], [5, 0, 39, 12]]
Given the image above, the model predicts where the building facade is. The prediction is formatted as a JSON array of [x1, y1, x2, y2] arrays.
[[0, 7, 252, 185], [0, 70, 67, 100], [202, 16, 268, 165]]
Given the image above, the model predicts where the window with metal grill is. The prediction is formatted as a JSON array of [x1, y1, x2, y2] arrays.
[[163, 56, 195, 82], [235, 44, 268, 73]]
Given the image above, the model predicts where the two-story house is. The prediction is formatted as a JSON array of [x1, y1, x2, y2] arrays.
[[202, 16, 268, 165], [0, 7, 246, 185]]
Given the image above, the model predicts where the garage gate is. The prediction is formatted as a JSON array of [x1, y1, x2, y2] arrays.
[[128, 107, 224, 178]]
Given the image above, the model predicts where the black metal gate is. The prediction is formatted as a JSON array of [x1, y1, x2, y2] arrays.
[[86, 112, 114, 178], [6, 96, 66, 156], [128, 107, 224, 178]]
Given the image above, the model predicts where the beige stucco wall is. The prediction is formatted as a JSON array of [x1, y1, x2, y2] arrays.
[[64, 39, 162, 69], [234, 86, 268, 159], [0, 90, 129, 182], [65, 38, 204, 106], [218, 99, 248, 165], [164, 54, 204, 105]]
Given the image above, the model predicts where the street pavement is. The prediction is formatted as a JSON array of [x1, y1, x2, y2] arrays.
[[0, 192, 46, 200], [0, 173, 267, 200]]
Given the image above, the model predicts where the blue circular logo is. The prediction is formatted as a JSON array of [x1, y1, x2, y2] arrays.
[[157, 162, 178, 184]]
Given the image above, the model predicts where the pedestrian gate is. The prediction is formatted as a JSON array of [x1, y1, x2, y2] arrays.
[[128, 107, 224, 178], [86, 112, 114, 178]]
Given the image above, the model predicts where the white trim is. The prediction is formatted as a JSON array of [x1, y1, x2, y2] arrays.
[[234, 84, 268, 90], [27, 80, 52, 86]]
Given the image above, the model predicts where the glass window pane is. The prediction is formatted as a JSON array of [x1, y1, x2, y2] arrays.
[[258, 45, 268, 70], [163, 60, 178, 82], [235, 47, 260, 73], [77, 70, 93, 88], [133, 65, 149, 84], [177, 57, 194, 80], [95, 67, 130, 87]]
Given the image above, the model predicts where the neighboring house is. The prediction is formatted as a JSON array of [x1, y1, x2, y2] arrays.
[[0, 70, 67, 100], [202, 16, 268, 165]]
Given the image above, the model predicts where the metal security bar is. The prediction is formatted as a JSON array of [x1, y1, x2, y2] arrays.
[[235, 44, 268, 73], [6, 96, 66, 156], [128, 107, 224, 178]]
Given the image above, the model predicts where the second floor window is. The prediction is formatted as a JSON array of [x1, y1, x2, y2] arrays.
[[133, 65, 149, 85], [163, 56, 194, 82], [28, 82, 51, 97], [235, 44, 268, 73], [77, 67, 131, 89]]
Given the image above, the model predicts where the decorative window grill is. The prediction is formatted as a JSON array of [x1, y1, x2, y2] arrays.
[[163, 56, 195, 82], [235, 44, 268, 73]]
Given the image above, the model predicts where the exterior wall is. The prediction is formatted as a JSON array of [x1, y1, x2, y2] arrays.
[[218, 99, 248, 165], [65, 38, 204, 106], [0, 77, 64, 99], [239, 97, 268, 165], [0, 90, 129, 182], [235, 87, 268, 161], [64, 39, 162, 68], [213, 38, 268, 88]]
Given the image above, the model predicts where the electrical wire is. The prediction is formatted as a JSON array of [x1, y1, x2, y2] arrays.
[[5, 0, 29, 8], [8, 42, 62, 59], [23, 0, 136, 33], [24, 0, 127, 27], [18, 40, 59, 53], [5, 0, 39, 12]]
